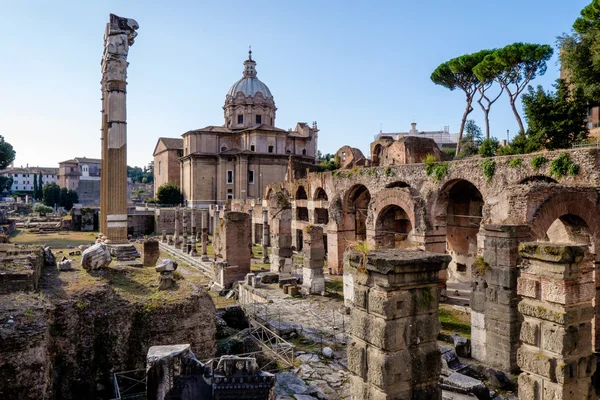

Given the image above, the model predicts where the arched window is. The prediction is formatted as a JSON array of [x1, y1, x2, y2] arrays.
[[268, 145, 274, 153], [221, 145, 227, 152]]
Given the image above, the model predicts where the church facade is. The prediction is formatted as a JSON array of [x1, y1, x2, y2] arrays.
[[156, 51, 319, 206]]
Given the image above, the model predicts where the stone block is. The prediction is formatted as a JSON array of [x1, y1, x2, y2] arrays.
[[81, 243, 112, 270], [347, 339, 367, 379], [517, 346, 554, 380], [519, 242, 585, 264], [142, 240, 159, 266], [518, 373, 542, 400], [517, 273, 540, 299], [367, 286, 439, 320], [520, 319, 540, 346]]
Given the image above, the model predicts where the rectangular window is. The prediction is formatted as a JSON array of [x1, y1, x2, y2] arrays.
[[227, 170, 233, 184], [255, 115, 262, 124], [268, 145, 274, 153], [250, 144, 255, 152], [248, 170, 255, 184], [159, 161, 162, 176], [237, 114, 244, 124], [227, 188, 233, 200]]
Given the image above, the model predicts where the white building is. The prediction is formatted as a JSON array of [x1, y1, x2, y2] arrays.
[[0, 166, 59, 192], [375, 122, 458, 148]]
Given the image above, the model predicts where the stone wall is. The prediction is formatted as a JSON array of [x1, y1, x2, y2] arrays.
[[128, 212, 155, 236], [0, 246, 44, 294]]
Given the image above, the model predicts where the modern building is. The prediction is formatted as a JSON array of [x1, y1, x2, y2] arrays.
[[0, 166, 59, 192], [153, 138, 183, 197], [156, 50, 319, 206], [374, 122, 457, 149]]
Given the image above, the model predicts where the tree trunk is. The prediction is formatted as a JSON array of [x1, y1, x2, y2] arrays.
[[456, 100, 473, 156], [484, 109, 490, 140], [510, 99, 525, 134]]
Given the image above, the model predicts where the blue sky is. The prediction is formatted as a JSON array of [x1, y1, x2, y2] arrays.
[[0, 0, 590, 168]]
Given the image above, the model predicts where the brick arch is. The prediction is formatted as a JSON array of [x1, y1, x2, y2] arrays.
[[429, 178, 485, 228], [313, 187, 329, 201], [368, 189, 416, 231], [528, 193, 600, 252], [295, 185, 308, 200]]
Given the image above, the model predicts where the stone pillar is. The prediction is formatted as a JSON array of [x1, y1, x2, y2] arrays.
[[517, 243, 596, 399], [100, 14, 139, 243], [345, 249, 449, 400], [173, 208, 180, 248], [161, 230, 167, 243], [327, 226, 345, 275], [268, 191, 292, 274], [182, 209, 188, 248], [201, 210, 209, 259], [142, 240, 159, 266], [212, 212, 252, 289], [302, 225, 325, 294], [474, 224, 530, 371], [262, 208, 269, 264]]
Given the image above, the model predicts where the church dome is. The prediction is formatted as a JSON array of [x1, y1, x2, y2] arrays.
[[227, 76, 272, 99], [226, 50, 273, 99]]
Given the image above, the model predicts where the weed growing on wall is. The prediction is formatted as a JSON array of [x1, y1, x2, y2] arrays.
[[482, 159, 496, 181], [549, 153, 579, 179]]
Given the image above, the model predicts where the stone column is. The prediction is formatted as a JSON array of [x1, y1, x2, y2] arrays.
[[262, 208, 269, 264], [268, 191, 292, 274], [212, 212, 252, 289], [517, 243, 596, 399], [173, 207, 180, 247], [100, 14, 139, 243], [474, 224, 530, 371], [161, 230, 167, 243], [201, 209, 209, 259], [182, 209, 188, 250], [302, 225, 325, 294], [345, 249, 449, 400]]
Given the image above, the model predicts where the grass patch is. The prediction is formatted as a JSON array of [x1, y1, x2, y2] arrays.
[[438, 304, 471, 339], [10, 229, 97, 248], [325, 279, 343, 295]]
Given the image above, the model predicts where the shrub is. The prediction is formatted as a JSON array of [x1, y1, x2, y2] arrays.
[[156, 183, 182, 206], [549, 153, 580, 179], [509, 158, 523, 168], [473, 256, 490, 276], [422, 154, 437, 176], [441, 148, 455, 160], [531, 155, 548, 169], [33, 203, 53, 215], [432, 163, 448, 182], [479, 138, 500, 158], [482, 159, 496, 181]]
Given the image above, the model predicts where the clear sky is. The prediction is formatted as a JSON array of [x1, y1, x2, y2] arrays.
[[0, 0, 590, 169]]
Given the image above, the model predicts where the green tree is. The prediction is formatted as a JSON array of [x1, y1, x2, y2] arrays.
[[156, 183, 182, 206], [0, 176, 13, 193], [522, 79, 589, 150], [431, 53, 485, 155], [459, 120, 484, 157], [33, 203, 53, 215], [474, 43, 554, 133], [479, 137, 500, 157], [471, 49, 504, 139], [0, 136, 15, 170], [58, 187, 78, 210], [33, 174, 38, 200], [560, 0, 600, 103], [38, 172, 43, 199], [42, 182, 61, 208]]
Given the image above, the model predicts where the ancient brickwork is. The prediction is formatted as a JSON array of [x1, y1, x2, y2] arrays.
[[472, 224, 531, 371], [212, 211, 252, 289], [142, 240, 159, 266], [345, 249, 449, 400], [302, 225, 325, 294], [517, 243, 596, 399]]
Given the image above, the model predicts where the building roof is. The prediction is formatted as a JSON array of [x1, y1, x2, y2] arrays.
[[158, 137, 183, 150], [226, 51, 273, 99], [0, 167, 59, 175], [74, 157, 101, 164]]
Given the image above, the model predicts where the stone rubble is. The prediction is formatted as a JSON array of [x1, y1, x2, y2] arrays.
[[81, 243, 112, 270]]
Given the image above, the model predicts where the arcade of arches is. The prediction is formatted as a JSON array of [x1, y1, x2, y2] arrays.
[[256, 148, 600, 371]]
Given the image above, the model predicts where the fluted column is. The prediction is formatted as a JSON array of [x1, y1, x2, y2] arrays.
[[100, 14, 139, 244]]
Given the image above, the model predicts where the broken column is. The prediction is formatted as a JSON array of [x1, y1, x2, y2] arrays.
[[182, 209, 188, 251], [143, 240, 159, 266], [212, 211, 252, 290], [161, 230, 167, 243], [155, 258, 178, 290], [201, 209, 209, 260], [99, 14, 139, 244], [345, 249, 449, 400], [173, 207, 180, 248], [517, 243, 596, 399], [262, 208, 269, 264], [302, 225, 325, 294], [268, 191, 292, 274]]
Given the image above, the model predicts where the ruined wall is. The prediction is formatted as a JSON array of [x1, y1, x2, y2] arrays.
[[128, 212, 155, 236]]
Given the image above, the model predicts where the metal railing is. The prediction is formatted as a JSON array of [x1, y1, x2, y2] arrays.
[[111, 369, 146, 400]]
